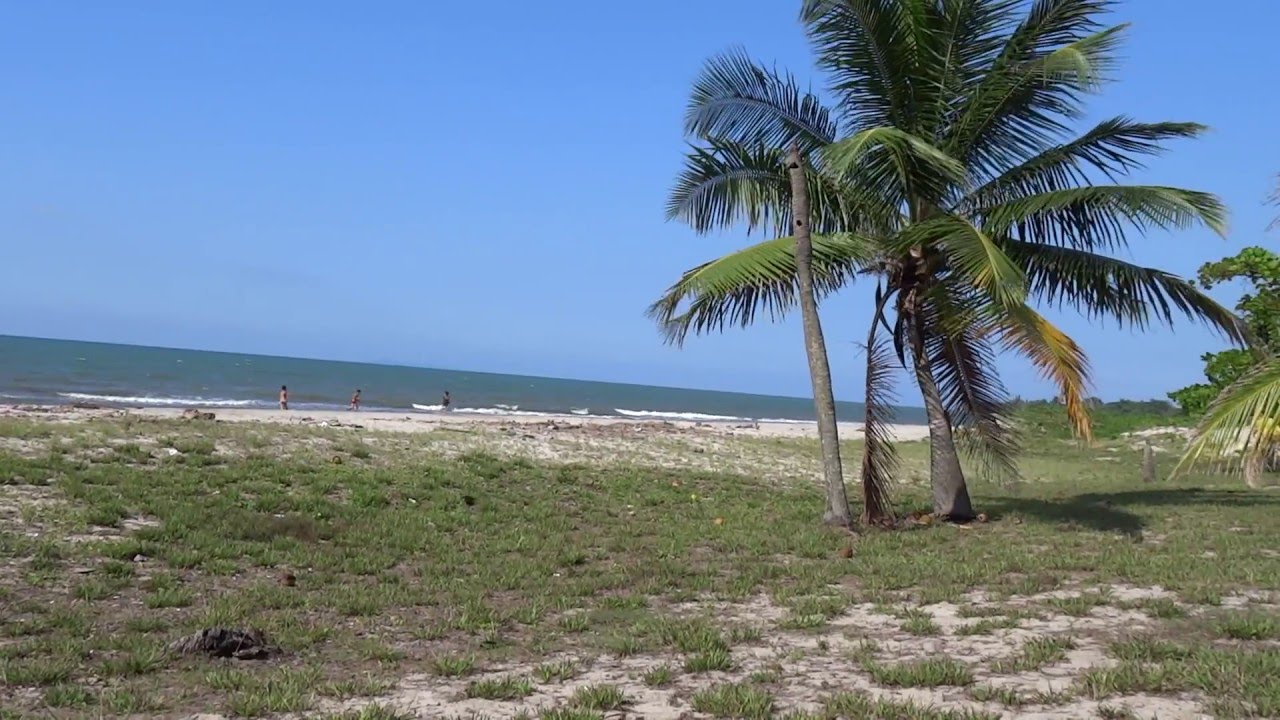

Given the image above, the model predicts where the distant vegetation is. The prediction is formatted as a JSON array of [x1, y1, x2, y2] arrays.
[[1012, 398, 1186, 441]]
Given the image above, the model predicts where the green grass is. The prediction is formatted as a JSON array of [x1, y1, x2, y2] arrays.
[[864, 658, 974, 688], [993, 636, 1076, 673], [465, 675, 535, 701], [0, 414, 1277, 717], [570, 684, 628, 711], [1217, 612, 1279, 640], [534, 660, 579, 683], [691, 682, 774, 719]]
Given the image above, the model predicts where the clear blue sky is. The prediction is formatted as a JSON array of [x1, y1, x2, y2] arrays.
[[2, 1, 1277, 402]]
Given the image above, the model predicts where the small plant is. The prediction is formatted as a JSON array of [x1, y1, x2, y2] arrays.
[[691, 682, 774, 719], [684, 647, 733, 672], [1216, 612, 1279, 640], [431, 654, 476, 677], [540, 709, 604, 720], [558, 613, 591, 633], [1046, 593, 1109, 617], [465, 675, 534, 700], [534, 660, 579, 683], [994, 636, 1076, 673], [970, 684, 1024, 706], [643, 664, 675, 687], [864, 657, 973, 687], [145, 586, 194, 609], [900, 611, 941, 636], [571, 684, 628, 711], [956, 616, 1021, 636], [42, 683, 94, 707]]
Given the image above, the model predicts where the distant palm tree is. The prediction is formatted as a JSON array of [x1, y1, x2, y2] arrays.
[[651, 0, 1244, 521]]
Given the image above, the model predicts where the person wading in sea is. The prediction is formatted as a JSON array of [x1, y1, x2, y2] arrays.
[[349, 389, 361, 411], [279, 385, 289, 410], [442, 391, 451, 411]]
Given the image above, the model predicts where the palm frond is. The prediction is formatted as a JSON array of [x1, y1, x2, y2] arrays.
[[668, 139, 869, 236], [991, 303, 1093, 439], [980, 185, 1228, 253], [823, 126, 969, 207], [920, 288, 1020, 481], [946, 0, 1124, 178], [799, 0, 918, 133], [1004, 240, 1248, 344], [859, 312, 899, 524], [896, 215, 1028, 309], [1176, 358, 1280, 475], [962, 118, 1208, 210], [685, 48, 840, 151], [647, 233, 877, 346]]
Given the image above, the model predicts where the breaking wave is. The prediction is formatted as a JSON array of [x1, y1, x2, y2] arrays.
[[58, 392, 259, 408]]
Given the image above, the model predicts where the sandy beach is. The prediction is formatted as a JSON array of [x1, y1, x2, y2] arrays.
[[0, 403, 932, 443]]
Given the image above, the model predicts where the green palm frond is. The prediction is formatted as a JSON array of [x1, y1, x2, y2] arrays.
[[647, 233, 877, 346], [963, 118, 1208, 210], [1176, 358, 1280, 475], [947, 1, 1125, 176], [799, 0, 918, 132], [860, 309, 899, 523], [667, 140, 863, 236], [1004, 241, 1248, 343], [896, 215, 1028, 309], [981, 185, 1228, 253], [685, 48, 840, 150], [823, 126, 969, 208]]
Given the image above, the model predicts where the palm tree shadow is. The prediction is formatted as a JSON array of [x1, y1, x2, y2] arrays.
[[982, 487, 1280, 537]]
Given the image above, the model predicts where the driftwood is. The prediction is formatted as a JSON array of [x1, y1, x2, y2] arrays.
[[167, 628, 277, 660]]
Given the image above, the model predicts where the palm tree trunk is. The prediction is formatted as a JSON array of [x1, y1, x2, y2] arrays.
[[908, 313, 976, 521], [786, 142, 852, 528]]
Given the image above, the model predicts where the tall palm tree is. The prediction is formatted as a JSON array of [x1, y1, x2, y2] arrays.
[[786, 144, 855, 527], [651, 0, 1245, 520]]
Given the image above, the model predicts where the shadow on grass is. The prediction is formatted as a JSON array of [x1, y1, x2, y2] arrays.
[[983, 487, 1280, 537]]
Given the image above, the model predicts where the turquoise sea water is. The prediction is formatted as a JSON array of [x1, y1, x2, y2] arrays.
[[0, 335, 926, 424]]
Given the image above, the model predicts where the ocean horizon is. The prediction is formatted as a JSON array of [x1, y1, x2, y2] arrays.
[[0, 335, 927, 425]]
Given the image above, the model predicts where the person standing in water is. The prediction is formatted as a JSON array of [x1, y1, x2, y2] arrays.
[[279, 385, 289, 410], [442, 391, 451, 411], [349, 389, 361, 411]]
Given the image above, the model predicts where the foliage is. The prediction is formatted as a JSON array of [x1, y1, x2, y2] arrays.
[[1169, 246, 1280, 415], [650, 0, 1243, 517], [1012, 398, 1185, 441], [1176, 178, 1280, 477]]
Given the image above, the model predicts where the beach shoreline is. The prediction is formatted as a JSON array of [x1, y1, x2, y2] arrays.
[[0, 403, 932, 442]]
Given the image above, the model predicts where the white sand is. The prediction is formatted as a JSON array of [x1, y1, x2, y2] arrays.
[[35, 405, 932, 443]]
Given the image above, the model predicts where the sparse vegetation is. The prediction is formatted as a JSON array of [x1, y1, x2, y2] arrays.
[[0, 412, 1275, 718]]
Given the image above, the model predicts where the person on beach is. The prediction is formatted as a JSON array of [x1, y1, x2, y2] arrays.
[[442, 391, 451, 411], [349, 389, 361, 411], [279, 385, 289, 410]]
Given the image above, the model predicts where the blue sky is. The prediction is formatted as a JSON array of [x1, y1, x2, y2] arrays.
[[2, 1, 1277, 402]]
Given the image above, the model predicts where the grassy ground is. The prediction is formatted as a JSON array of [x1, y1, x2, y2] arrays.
[[0, 412, 1276, 719]]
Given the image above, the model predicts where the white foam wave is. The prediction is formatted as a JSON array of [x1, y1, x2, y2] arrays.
[[58, 392, 259, 408], [614, 408, 746, 422], [756, 417, 815, 425], [570, 408, 589, 416], [411, 403, 557, 418]]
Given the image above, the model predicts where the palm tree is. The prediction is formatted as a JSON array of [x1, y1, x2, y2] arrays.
[[651, 0, 1245, 521], [1177, 178, 1280, 486], [786, 144, 855, 527]]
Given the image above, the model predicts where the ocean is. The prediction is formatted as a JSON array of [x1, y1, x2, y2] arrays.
[[0, 335, 926, 424]]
